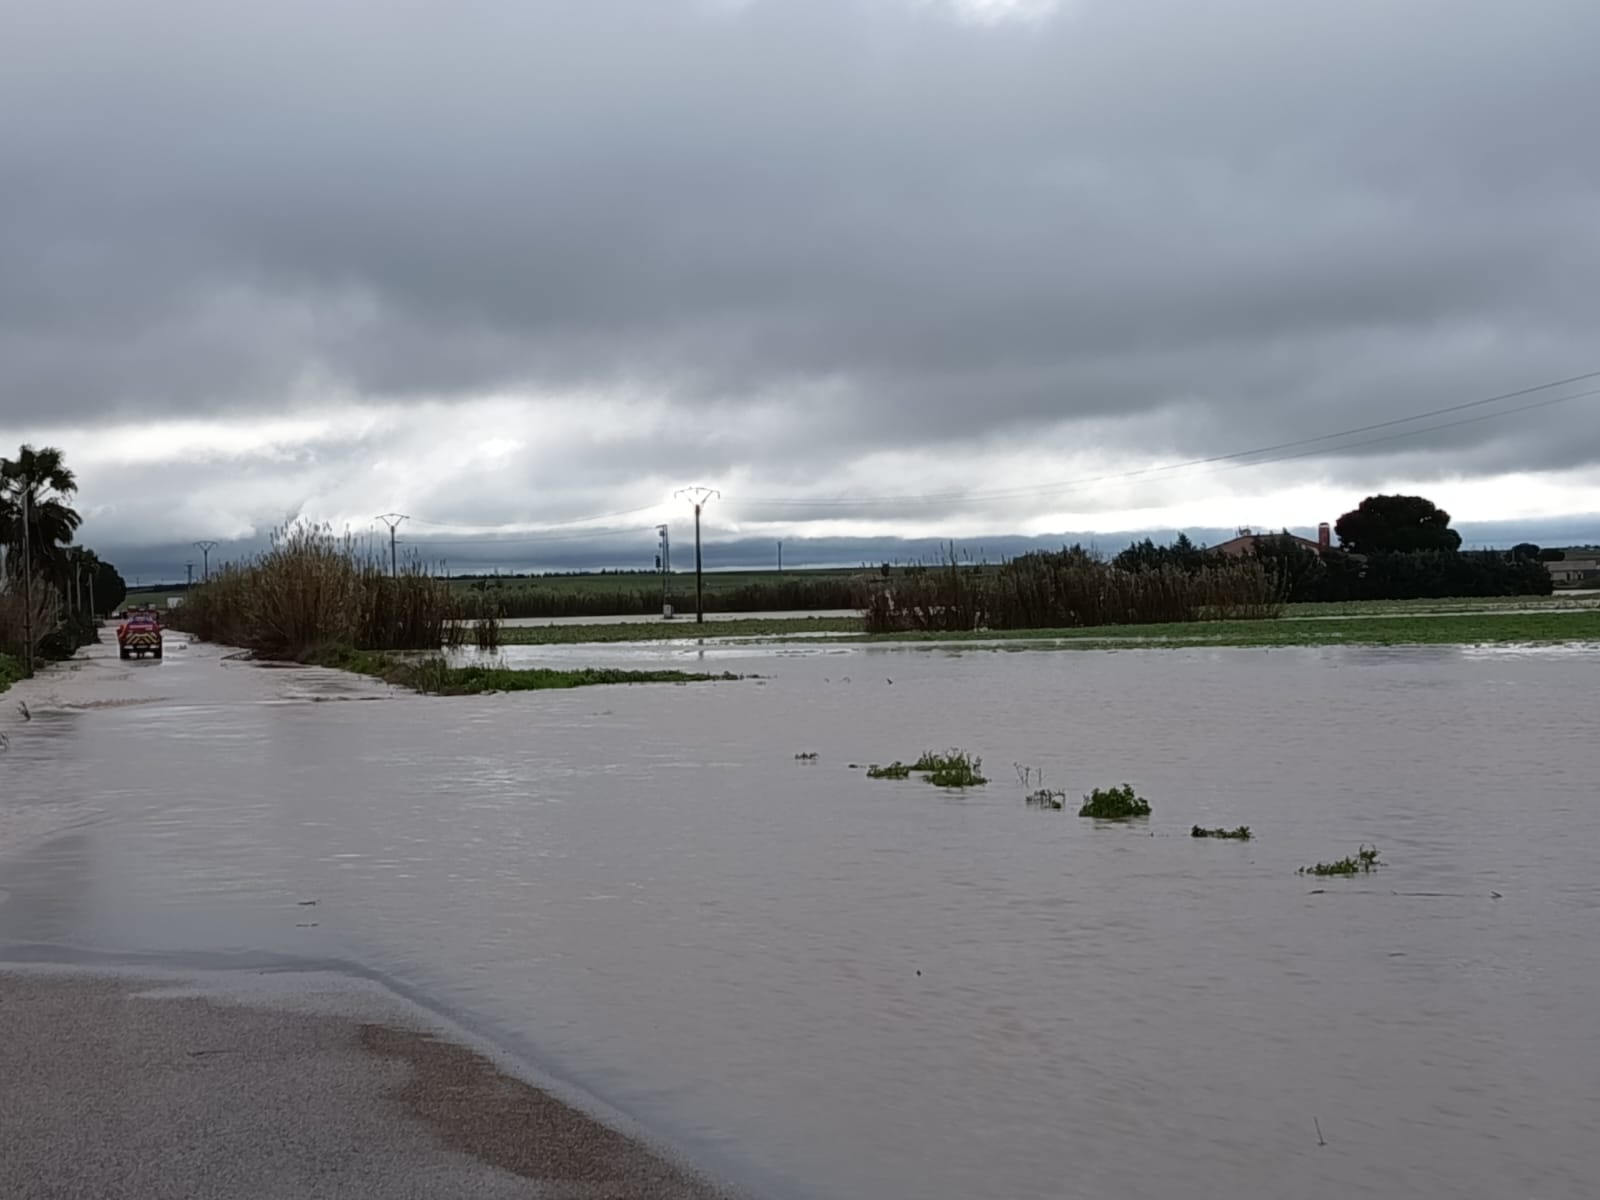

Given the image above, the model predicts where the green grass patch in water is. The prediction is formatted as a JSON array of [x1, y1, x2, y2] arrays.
[[1078, 784, 1152, 819], [307, 647, 740, 696], [1299, 845, 1383, 876], [1191, 825, 1253, 840], [866, 749, 987, 787]]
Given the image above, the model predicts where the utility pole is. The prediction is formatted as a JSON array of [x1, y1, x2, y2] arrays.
[[20, 485, 33, 676], [193, 540, 217, 582], [675, 487, 718, 624], [777, 539, 783, 574], [656, 524, 671, 617], [88, 572, 96, 621], [186, 561, 194, 588], [376, 514, 409, 578]]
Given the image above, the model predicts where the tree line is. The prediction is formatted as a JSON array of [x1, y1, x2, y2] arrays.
[[0, 445, 128, 677], [1111, 495, 1555, 602]]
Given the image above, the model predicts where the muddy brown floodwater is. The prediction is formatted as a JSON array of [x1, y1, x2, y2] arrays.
[[3, 635, 1598, 1199]]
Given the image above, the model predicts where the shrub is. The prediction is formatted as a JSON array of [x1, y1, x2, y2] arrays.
[[1025, 789, 1066, 810], [866, 749, 987, 787], [1299, 845, 1382, 876], [911, 749, 987, 787], [1078, 784, 1151, 819]]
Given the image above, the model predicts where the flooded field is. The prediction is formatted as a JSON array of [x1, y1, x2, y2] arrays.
[[3, 636, 1597, 1199]]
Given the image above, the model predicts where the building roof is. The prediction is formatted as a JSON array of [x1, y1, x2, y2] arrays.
[[1210, 532, 1323, 557]]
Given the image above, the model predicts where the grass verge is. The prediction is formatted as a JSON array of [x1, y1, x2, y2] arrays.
[[305, 647, 741, 696], [0, 653, 23, 696]]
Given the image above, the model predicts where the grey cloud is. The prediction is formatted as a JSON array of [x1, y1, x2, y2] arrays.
[[4, 0, 1600, 495]]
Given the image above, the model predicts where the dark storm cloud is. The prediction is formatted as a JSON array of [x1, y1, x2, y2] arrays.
[[4, 0, 1600, 488]]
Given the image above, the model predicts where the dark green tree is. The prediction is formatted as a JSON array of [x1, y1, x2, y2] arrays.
[[0, 445, 82, 584], [1334, 494, 1462, 555], [1248, 532, 1328, 603], [1113, 533, 1206, 574], [91, 556, 127, 616], [1510, 542, 1541, 561]]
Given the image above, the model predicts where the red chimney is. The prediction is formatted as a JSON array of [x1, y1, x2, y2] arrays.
[[1318, 522, 1331, 550]]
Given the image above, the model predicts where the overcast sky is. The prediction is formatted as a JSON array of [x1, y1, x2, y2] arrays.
[[5, 0, 1600, 576]]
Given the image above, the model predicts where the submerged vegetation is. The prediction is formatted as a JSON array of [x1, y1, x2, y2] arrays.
[[794, 751, 819, 761], [1015, 765, 1066, 809], [1299, 846, 1383, 876], [1192, 825, 1253, 841], [309, 648, 739, 696], [1078, 785, 1152, 819], [866, 762, 913, 779], [867, 749, 987, 787]]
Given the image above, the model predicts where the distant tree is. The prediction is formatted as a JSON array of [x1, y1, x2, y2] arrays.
[[1113, 533, 1206, 574], [1539, 547, 1566, 562], [1510, 542, 1542, 561], [91, 557, 127, 615], [1334, 494, 1462, 555]]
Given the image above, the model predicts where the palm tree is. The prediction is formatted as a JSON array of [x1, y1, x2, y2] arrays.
[[0, 445, 82, 584]]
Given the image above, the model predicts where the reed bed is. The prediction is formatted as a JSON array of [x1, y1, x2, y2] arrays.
[[168, 525, 456, 657], [863, 546, 1281, 633]]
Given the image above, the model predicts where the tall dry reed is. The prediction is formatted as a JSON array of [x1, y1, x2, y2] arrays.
[[168, 525, 456, 657], [862, 546, 1281, 633]]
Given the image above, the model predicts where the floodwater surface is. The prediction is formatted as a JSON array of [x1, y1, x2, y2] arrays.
[[2, 636, 1597, 1199]]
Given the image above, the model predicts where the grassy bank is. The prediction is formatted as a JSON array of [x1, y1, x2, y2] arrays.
[[494, 616, 862, 645], [309, 647, 740, 695], [853, 608, 1600, 649], [473, 605, 1600, 650], [0, 653, 22, 695]]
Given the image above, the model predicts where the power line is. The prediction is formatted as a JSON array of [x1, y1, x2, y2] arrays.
[[406, 504, 662, 533], [1204, 387, 1600, 480], [402, 525, 656, 548], [740, 368, 1600, 509]]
